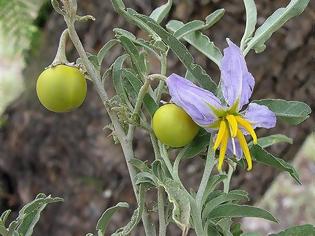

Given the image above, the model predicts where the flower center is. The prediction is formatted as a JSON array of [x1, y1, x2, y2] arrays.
[[213, 114, 257, 171]]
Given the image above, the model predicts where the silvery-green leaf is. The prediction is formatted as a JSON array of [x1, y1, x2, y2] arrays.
[[129, 158, 150, 172], [0, 225, 8, 236], [202, 192, 249, 220], [112, 185, 145, 236], [205, 9, 225, 29], [249, 134, 293, 148], [133, 13, 217, 92], [172, 9, 224, 39], [181, 129, 210, 159], [111, 0, 160, 40], [112, 54, 129, 105], [173, 20, 205, 39], [122, 69, 158, 116], [17, 194, 63, 236], [216, 218, 233, 236], [209, 204, 278, 222], [270, 224, 315, 236], [202, 175, 227, 205], [97, 39, 119, 64], [135, 172, 158, 186], [96, 202, 129, 236], [167, 20, 222, 67], [253, 99, 311, 125], [114, 28, 163, 56], [240, 0, 257, 51], [0, 210, 11, 226], [160, 178, 191, 231], [250, 145, 300, 184], [149, 0, 172, 24], [119, 36, 145, 77], [244, 0, 310, 55]]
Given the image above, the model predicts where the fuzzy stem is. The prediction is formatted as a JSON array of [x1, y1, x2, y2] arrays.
[[150, 135, 166, 236], [223, 161, 237, 193], [127, 78, 150, 141], [63, 13, 154, 236], [52, 29, 69, 65], [196, 136, 216, 208], [155, 53, 168, 102]]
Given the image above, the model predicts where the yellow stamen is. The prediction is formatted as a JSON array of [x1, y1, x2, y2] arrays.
[[213, 120, 227, 150], [226, 115, 238, 137], [235, 116, 257, 144], [217, 128, 229, 171], [236, 129, 253, 171]]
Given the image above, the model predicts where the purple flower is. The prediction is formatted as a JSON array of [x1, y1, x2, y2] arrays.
[[166, 39, 276, 171]]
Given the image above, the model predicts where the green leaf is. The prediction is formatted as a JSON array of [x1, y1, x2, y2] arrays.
[[166, 20, 223, 67], [114, 28, 166, 55], [253, 99, 311, 125], [207, 225, 221, 236], [97, 39, 119, 64], [181, 129, 210, 159], [205, 9, 226, 29], [87, 53, 100, 70], [172, 9, 224, 40], [119, 36, 145, 77], [96, 202, 129, 236], [240, 0, 257, 51], [111, 0, 160, 41], [133, 13, 217, 92], [160, 178, 191, 231], [17, 194, 63, 236], [202, 175, 227, 205], [250, 145, 301, 184], [270, 224, 315, 236], [231, 223, 243, 236], [0, 210, 11, 226], [209, 204, 278, 222], [202, 192, 249, 220], [112, 54, 129, 105], [216, 218, 233, 236], [122, 69, 158, 115], [173, 20, 205, 39], [249, 134, 293, 148], [129, 158, 150, 172], [135, 172, 158, 186], [152, 159, 167, 181], [244, 0, 310, 54], [112, 185, 145, 236], [149, 0, 172, 24]]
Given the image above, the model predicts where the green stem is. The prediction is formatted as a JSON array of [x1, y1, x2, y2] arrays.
[[151, 54, 167, 236], [190, 136, 216, 236], [173, 146, 189, 180], [223, 161, 236, 193], [196, 136, 216, 208], [64, 14, 154, 236], [150, 135, 166, 236], [155, 53, 168, 102], [52, 29, 69, 65], [157, 188, 166, 236], [127, 78, 150, 140]]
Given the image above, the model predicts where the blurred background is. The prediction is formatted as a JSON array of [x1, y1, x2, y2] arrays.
[[0, 0, 314, 235]]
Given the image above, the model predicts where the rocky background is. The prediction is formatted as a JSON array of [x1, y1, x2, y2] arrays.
[[0, 0, 314, 235]]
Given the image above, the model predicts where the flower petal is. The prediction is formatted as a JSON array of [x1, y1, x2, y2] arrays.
[[167, 73, 223, 127], [244, 103, 276, 129], [220, 39, 255, 109]]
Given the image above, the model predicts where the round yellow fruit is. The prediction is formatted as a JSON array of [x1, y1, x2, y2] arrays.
[[152, 104, 199, 147], [36, 65, 87, 113]]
